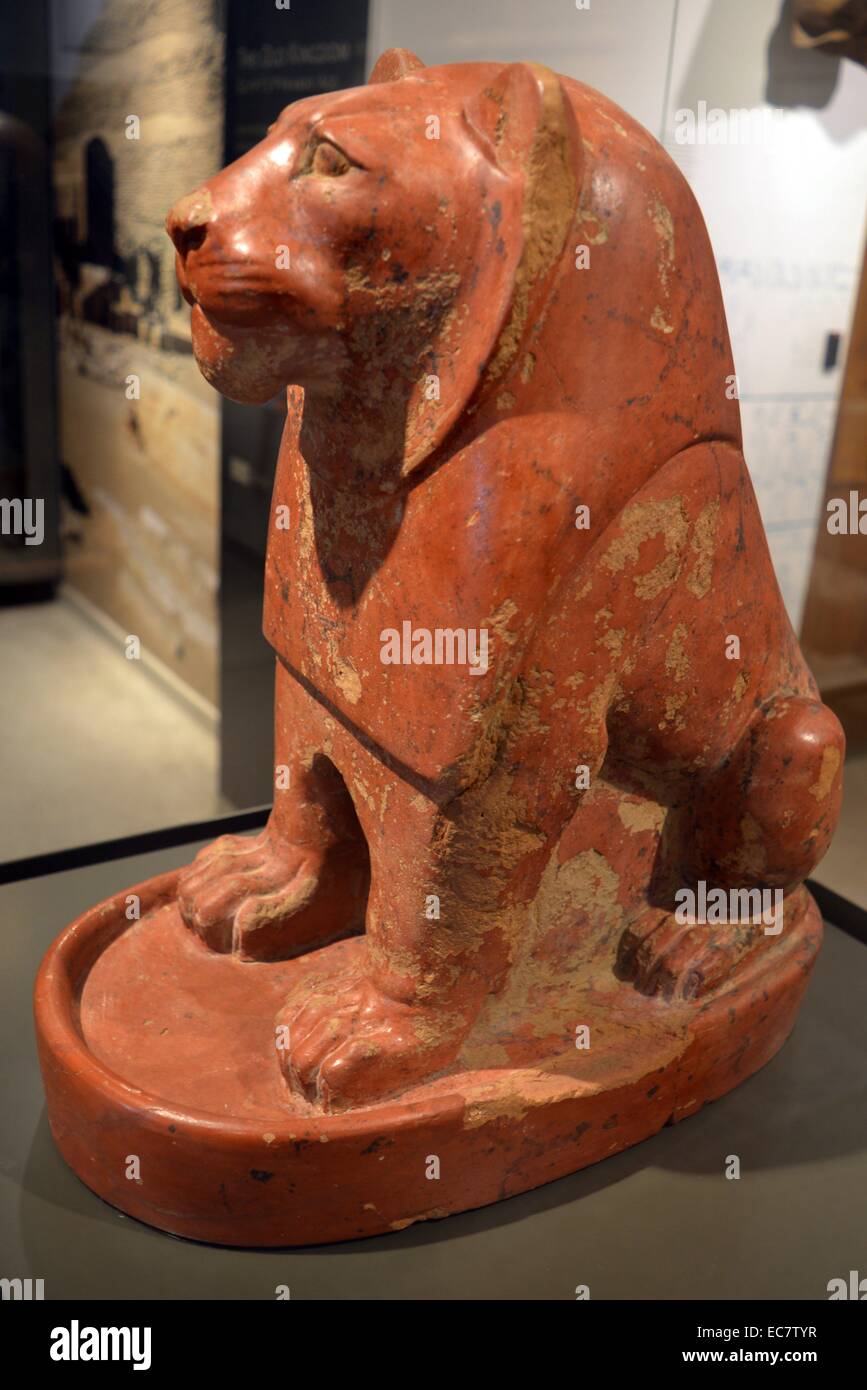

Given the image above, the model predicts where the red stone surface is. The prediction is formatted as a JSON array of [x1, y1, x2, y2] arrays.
[[36, 50, 843, 1245]]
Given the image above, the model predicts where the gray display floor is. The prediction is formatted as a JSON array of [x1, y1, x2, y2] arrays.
[[2, 838, 866, 1300]]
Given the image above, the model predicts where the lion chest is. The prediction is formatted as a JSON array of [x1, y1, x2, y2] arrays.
[[263, 427, 577, 781]]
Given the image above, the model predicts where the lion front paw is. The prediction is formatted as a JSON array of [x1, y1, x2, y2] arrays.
[[276, 965, 462, 1111], [178, 830, 324, 960]]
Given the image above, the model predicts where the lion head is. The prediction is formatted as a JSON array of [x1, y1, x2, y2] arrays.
[[166, 49, 581, 491]]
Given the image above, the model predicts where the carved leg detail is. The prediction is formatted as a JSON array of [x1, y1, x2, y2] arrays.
[[178, 663, 369, 960]]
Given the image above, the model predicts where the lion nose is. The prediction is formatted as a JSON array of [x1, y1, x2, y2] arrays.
[[170, 221, 207, 258], [166, 188, 213, 259]]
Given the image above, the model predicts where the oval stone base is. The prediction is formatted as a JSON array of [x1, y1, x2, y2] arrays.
[[34, 870, 822, 1246]]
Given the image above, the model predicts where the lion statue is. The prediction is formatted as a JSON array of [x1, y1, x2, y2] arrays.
[[166, 49, 843, 1112]]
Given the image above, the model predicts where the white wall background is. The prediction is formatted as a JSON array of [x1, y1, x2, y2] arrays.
[[369, 0, 867, 629]]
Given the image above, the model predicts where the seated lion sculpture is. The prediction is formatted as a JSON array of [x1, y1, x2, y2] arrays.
[[166, 48, 843, 1114]]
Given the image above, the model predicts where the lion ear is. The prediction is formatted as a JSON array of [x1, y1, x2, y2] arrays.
[[368, 48, 425, 83], [465, 62, 582, 389], [464, 62, 580, 178]]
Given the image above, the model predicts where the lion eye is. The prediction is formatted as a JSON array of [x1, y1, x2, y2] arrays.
[[310, 141, 352, 177]]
